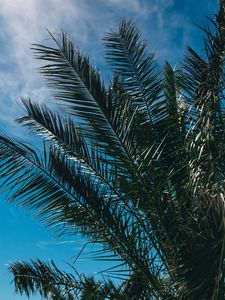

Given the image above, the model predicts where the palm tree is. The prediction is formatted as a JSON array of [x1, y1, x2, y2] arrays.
[[1, 1, 225, 299]]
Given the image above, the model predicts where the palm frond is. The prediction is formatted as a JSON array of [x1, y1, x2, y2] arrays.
[[104, 19, 162, 128], [159, 62, 188, 195], [17, 98, 115, 188], [182, 1, 225, 190], [9, 260, 107, 300], [9, 259, 77, 300]]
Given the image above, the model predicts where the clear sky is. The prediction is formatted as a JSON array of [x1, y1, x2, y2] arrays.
[[0, 0, 218, 299]]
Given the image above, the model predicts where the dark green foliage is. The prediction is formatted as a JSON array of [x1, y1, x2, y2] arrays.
[[1, 1, 225, 299]]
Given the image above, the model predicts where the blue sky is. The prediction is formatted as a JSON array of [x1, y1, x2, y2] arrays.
[[0, 0, 218, 299]]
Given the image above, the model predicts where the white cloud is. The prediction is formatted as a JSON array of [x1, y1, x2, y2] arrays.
[[103, 0, 147, 15], [0, 0, 94, 137], [0, 0, 199, 138]]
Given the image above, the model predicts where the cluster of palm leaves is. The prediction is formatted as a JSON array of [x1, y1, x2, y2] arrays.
[[1, 1, 225, 299]]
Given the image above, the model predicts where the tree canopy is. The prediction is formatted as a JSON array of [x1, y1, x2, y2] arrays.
[[0, 1, 225, 299]]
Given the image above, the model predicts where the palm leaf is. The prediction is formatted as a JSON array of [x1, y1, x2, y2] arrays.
[[9, 259, 77, 300], [104, 20, 162, 127]]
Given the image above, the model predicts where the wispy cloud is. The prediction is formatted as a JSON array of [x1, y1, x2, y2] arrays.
[[0, 0, 95, 137], [36, 239, 83, 249], [0, 0, 213, 138]]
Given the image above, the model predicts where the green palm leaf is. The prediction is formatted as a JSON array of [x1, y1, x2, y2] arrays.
[[9, 260, 77, 300], [104, 20, 161, 127]]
